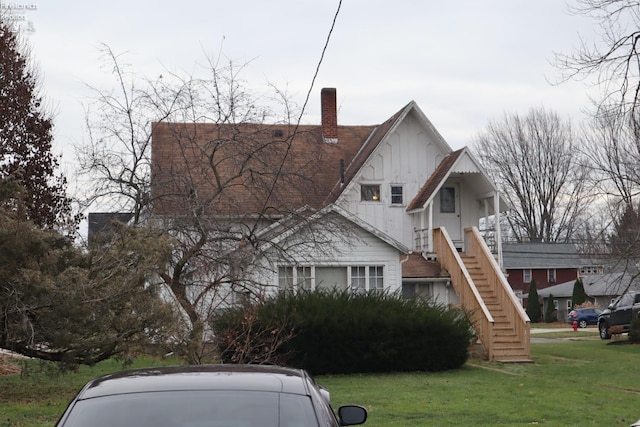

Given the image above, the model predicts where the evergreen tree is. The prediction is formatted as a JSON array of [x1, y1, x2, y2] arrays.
[[571, 278, 587, 307], [544, 293, 556, 323], [0, 18, 77, 231], [526, 279, 541, 322]]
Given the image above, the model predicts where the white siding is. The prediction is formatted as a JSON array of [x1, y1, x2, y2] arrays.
[[257, 213, 403, 295], [336, 112, 449, 249]]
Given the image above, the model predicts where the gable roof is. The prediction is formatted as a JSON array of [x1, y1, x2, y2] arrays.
[[151, 122, 376, 217], [323, 101, 454, 205], [258, 204, 411, 254], [535, 273, 639, 298], [150, 93, 498, 220], [406, 148, 464, 212], [502, 242, 586, 270]]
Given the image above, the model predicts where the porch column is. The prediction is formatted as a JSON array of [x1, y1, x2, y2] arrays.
[[494, 190, 503, 267], [428, 201, 433, 253]]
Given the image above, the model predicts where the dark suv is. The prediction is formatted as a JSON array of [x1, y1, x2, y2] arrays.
[[597, 291, 640, 339]]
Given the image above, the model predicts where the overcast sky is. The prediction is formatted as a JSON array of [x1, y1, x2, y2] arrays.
[[15, 0, 600, 172]]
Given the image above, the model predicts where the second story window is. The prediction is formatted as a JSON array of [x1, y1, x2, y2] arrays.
[[523, 269, 532, 283], [548, 269, 556, 283], [361, 184, 381, 202], [390, 185, 403, 205]]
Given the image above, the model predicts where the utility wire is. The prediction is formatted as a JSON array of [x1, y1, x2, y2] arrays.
[[296, 0, 343, 126]]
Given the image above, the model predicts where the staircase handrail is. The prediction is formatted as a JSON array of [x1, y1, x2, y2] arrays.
[[433, 227, 494, 358], [465, 226, 530, 357]]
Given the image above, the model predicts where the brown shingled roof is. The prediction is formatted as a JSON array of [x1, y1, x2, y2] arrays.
[[151, 121, 377, 217], [406, 148, 465, 212], [402, 253, 443, 278]]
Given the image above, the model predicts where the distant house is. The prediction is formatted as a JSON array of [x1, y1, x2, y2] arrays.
[[536, 272, 640, 321], [502, 242, 604, 304]]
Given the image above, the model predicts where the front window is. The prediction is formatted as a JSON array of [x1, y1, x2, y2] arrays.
[[278, 266, 294, 290], [548, 269, 556, 283], [351, 266, 366, 290], [370, 266, 384, 291], [361, 184, 381, 202], [351, 265, 384, 293], [278, 266, 311, 291], [566, 300, 573, 310], [278, 266, 384, 293], [523, 269, 532, 283]]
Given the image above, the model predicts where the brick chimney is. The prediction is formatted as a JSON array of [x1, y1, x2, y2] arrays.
[[321, 87, 338, 143]]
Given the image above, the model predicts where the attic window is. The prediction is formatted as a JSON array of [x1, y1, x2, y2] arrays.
[[361, 184, 381, 202]]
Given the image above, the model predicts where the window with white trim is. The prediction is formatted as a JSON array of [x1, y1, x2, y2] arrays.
[[390, 185, 404, 205], [580, 265, 603, 275], [351, 265, 384, 293], [277, 265, 385, 293], [351, 266, 366, 291], [278, 266, 294, 290], [548, 269, 556, 283], [361, 184, 381, 202], [566, 300, 573, 310], [278, 266, 312, 291], [369, 266, 384, 292], [523, 269, 532, 283]]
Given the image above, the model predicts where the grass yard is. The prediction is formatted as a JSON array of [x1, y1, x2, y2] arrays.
[[1, 334, 639, 426]]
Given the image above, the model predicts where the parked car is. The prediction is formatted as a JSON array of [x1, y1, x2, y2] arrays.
[[567, 307, 602, 328], [598, 291, 640, 339], [55, 364, 368, 427]]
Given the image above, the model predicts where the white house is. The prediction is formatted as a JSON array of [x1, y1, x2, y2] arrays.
[[149, 88, 530, 362]]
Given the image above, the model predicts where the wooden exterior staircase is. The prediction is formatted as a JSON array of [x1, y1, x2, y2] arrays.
[[433, 226, 531, 362]]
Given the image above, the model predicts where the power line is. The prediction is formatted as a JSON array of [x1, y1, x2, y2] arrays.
[[297, 0, 343, 125]]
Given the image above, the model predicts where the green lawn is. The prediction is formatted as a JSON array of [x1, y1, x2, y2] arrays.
[[2, 336, 639, 426]]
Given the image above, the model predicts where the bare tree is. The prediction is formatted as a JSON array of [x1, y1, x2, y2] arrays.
[[581, 109, 640, 202], [577, 105, 640, 260], [76, 44, 189, 223], [79, 49, 354, 364], [473, 107, 592, 242], [555, 0, 640, 118]]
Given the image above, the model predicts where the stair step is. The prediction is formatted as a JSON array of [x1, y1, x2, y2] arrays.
[[453, 248, 531, 362], [493, 357, 534, 364]]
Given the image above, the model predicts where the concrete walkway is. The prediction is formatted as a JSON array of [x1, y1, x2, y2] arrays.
[[530, 326, 599, 343]]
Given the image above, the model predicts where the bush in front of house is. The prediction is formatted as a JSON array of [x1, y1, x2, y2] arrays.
[[211, 289, 474, 375]]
